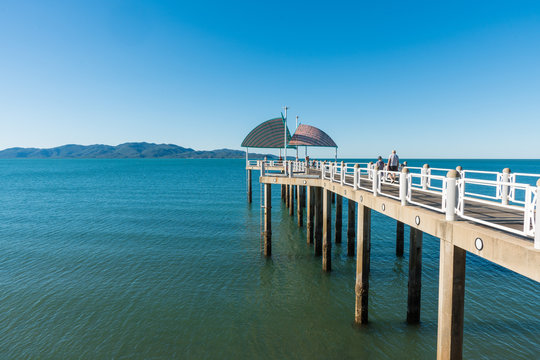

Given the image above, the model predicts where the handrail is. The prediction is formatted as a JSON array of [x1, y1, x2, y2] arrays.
[[252, 159, 540, 247]]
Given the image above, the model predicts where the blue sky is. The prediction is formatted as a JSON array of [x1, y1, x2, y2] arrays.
[[1, 0, 539, 158]]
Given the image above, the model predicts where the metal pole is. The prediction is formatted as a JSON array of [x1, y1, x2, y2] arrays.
[[295, 115, 299, 160], [284, 106, 288, 161]]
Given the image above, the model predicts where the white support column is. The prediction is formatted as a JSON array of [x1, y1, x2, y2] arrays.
[[501, 168, 511, 205], [422, 164, 429, 190], [353, 164, 359, 189], [446, 170, 460, 221], [372, 169, 378, 196], [288, 161, 292, 178], [341, 161, 345, 185], [534, 179, 540, 249], [400, 168, 409, 206]]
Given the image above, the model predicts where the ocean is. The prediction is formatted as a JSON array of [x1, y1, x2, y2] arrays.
[[0, 158, 538, 359]]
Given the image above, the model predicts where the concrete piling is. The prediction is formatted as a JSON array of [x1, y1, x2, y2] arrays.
[[263, 183, 272, 256], [323, 188, 332, 271], [314, 187, 323, 256], [297, 185, 303, 227], [289, 185, 295, 216], [396, 221, 404, 257], [355, 204, 371, 324], [335, 194, 342, 244], [247, 169, 252, 203], [437, 240, 466, 360], [407, 227, 423, 323], [307, 186, 314, 244], [347, 199, 355, 256]]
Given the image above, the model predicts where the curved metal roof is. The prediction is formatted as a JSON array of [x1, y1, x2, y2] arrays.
[[289, 124, 337, 148], [241, 117, 294, 148]]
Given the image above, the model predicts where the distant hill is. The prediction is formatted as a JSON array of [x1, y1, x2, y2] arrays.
[[0, 142, 276, 159]]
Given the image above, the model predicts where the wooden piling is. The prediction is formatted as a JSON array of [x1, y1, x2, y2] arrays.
[[355, 204, 371, 324], [323, 188, 332, 271], [335, 194, 342, 243], [307, 186, 314, 244], [281, 184, 285, 203], [247, 169, 252, 203], [407, 227, 423, 323], [437, 240, 466, 360], [396, 221, 404, 257], [285, 185, 289, 207], [289, 185, 295, 216], [297, 185, 303, 227], [347, 199, 355, 256], [263, 183, 272, 256], [314, 187, 323, 256], [332, 192, 335, 204]]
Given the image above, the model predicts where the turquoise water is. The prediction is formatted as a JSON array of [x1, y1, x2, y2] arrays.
[[0, 159, 538, 359]]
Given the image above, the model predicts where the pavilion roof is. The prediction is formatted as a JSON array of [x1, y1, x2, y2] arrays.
[[289, 124, 337, 148], [241, 117, 295, 148]]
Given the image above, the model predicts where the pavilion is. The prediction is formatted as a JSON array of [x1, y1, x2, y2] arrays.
[[241, 116, 337, 161]]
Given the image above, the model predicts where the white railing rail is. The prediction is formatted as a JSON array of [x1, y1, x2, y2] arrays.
[[253, 160, 540, 246]]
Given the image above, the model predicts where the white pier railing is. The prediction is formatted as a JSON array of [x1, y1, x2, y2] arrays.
[[254, 159, 540, 248]]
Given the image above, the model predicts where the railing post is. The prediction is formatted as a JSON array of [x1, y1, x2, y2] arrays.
[[446, 170, 460, 221], [536, 179, 540, 249], [372, 169, 378, 196], [400, 167, 409, 206], [261, 161, 266, 176], [353, 164, 359, 189], [288, 161, 292, 178], [501, 168, 511, 205], [368, 162, 373, 180], [421, 164, 429, 190], [341, 161, 345, 186]]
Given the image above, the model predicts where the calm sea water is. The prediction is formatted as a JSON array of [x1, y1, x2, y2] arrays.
[[0, 159, 539, 359]]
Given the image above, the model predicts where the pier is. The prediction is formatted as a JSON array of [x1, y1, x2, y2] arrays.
[[247, 159, 540, 360]]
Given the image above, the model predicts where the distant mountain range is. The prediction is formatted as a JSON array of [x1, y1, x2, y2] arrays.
[[0, 142, 276, 159]]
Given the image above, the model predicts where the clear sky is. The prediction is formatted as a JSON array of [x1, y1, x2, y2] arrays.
[[1, 1, 539, 158]]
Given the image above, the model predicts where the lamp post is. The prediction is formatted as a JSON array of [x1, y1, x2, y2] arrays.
[[283, 106, 288, 161], [295, 115, 299, 160]]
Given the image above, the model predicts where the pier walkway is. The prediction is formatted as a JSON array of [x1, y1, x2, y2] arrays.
[[246, 159, 540, 360]]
